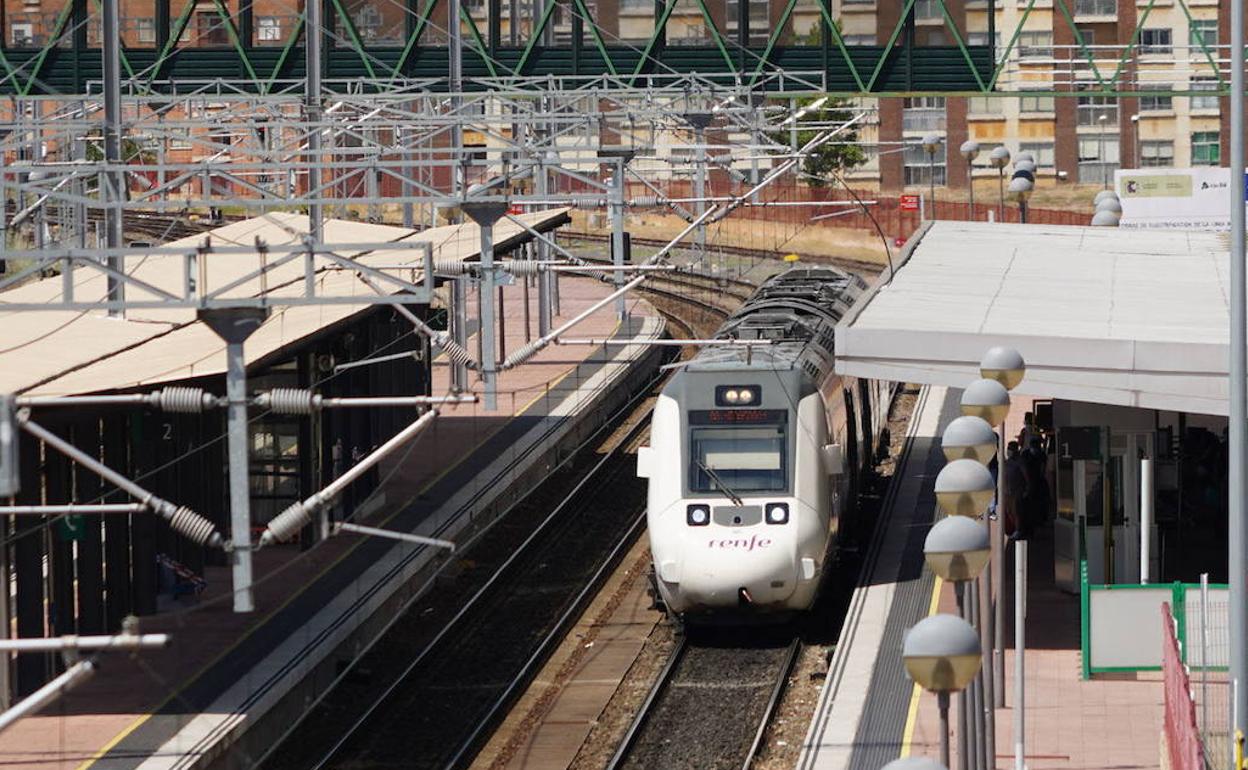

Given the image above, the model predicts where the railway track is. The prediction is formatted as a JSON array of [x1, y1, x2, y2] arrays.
[[258, 284, 745, 770], [607, 629, 803, 770]]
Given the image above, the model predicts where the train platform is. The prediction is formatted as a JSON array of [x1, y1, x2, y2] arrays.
[[0, 269, 666, 770], [797, 384, 1163, 770]]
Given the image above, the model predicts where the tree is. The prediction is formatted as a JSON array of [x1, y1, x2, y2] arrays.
[[775, 95, 867, 187]]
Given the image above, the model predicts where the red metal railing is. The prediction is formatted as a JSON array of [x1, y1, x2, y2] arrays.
[[1163, 602, 1205, 770]]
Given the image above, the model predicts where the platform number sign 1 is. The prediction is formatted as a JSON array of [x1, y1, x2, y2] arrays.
[[900, 194, 920, 212], [1058, 426, 1103, 461], [0, 394, 18, 497]]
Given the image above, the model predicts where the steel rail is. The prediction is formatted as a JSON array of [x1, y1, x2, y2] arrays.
[[741, 637, 803, 770], [303, 364, 667, 770], [604, 636, 690, 770]]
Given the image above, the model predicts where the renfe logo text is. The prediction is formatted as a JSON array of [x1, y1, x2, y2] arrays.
[[707, 535, 773, 551]]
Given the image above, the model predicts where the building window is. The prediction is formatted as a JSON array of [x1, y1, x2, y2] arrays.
[[968, 96, 1002, 115], [914, 0, 941, 20], [1189, 19, 1217, 49], [725, 0, 769, 45], [257, 16, 281, 41], [9, 21, 35, 45], [1190, 75, 1220, 110], [1192, 131, 1220, 165], [1019, 93, 1055, 113], [841, 34, 874, 45], [1075, 0, 1115, 16], [1077, 92, 1117, 126], [904, 144, 946, 187], [196, 11, 229, 45], [1078, 136, 1119, 184], [902, 96, 945, 132], [136, 17, 156, 42], [1019, 142, 1055, 168], [1140, 140, 1174, 167], [1139, 88, 1172, 112], [1140, 28, 1171, 55], [1017, 30, 1052, 58]]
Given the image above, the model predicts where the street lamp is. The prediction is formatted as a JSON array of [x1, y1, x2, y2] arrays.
[[1091, 209, 1121, 226], [1131, 114, 1141, 169], [923, 132, 943, 219], [1096, 196, 1122, 215], [989, 146, 1011, 222], [1008, 176, 1034, 223], [978, 347, 1027, 768], [961, 140, 980, 220], [935, 459, 996, 517], [1097, 113, 1110, 189], [941, 416, 999, 464], [1094, 189, 1118, 206], [926, 515, 992, 586], [980, 346, 1026, 389], [903, 614, 983, 769]]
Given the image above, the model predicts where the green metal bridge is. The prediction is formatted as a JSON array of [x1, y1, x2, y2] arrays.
[[0, 0, 1230, 97]]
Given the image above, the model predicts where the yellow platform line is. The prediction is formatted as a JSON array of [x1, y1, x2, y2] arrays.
[[899, 574, 944, 758], [76, 319, 625, 770]]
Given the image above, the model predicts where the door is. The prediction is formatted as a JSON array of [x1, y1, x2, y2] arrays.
[[1054, 426, 1106, 592]]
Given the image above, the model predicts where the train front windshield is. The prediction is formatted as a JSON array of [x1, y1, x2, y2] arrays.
[[689, 425, 787, 494]]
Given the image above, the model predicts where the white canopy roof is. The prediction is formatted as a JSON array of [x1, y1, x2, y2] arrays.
[[834, 220, 1233, 416]]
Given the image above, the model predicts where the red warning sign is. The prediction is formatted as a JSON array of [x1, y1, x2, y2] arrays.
[[899, 194, 920, 212]]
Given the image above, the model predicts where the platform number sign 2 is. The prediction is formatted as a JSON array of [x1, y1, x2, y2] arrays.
[[1058, 426, 1103, 461]]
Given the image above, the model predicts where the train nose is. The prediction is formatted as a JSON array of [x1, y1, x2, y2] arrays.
[[677, 536, 798, 609]]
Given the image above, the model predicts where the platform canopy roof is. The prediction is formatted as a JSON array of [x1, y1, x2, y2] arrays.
[[834, 221, 1234, 416], [0, 209, 569, 396]]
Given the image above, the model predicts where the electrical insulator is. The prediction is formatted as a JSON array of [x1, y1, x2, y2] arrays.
[[0, 395, 18, 497]]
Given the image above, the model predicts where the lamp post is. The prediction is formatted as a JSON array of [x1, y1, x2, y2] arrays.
[[961, 141, 981, 221], [989, 146, 1010, 223], [926, 515, 992, 770], [977, 347, 1027, 768], [1008, 177, 1034, 223], [903, 614, 983, 769], [1097, 113, 1109, 189], [1130, 114, 1140, 169], [1093, 194, 1122, 226], [959, 376, 1011, 770], [923, 132, 943, 219]]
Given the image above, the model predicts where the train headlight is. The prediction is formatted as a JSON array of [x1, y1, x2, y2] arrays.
[[715, 385, 761, 407], [765, 503, 789, 525], [686, 504, 711, 526]]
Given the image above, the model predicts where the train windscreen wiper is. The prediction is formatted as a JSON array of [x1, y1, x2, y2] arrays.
[[696, 459, 745, 506]]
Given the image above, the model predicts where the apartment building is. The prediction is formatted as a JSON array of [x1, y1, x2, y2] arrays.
[[838, 0, 1233, 190]]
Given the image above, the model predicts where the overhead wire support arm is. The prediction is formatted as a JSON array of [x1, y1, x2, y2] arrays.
[[333, 522, 456, 551], [0, 660, 96, 736], [259, 408, 440, 546]]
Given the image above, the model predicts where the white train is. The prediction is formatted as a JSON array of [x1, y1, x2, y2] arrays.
[[636, 267, 891, 618]]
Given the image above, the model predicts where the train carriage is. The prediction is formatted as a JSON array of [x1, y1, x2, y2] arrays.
[[636, 267, 891, 618]]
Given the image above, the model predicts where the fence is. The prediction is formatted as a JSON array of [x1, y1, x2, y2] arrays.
[[1163, 602, 1205, 770], [621, 177, 1091, 250], [1189, 580, 1231, 770]]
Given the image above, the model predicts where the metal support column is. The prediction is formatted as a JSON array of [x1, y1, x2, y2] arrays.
[[1229, 0, 1246, 760], [305, 0, 324, 243], [601, 149, 634, 322], [199, 308, 270, 613], [685, 112, 713, 263], [101, 0, 125, 316], [460, 202, 508, 411]]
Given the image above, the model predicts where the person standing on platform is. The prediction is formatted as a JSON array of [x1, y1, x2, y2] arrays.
[[1002, 441, 1027, 538]]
